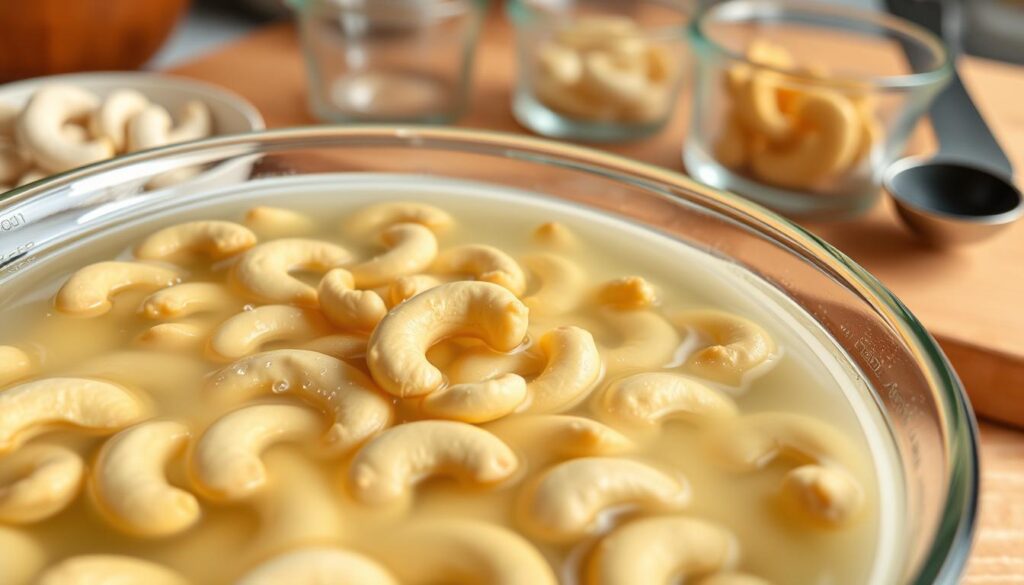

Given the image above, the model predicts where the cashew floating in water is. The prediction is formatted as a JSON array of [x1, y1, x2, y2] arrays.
[[135, 220, 257, 263], [89, 89, 149, 152], [299, 333, 368, 360], [191, 403, 325, 501], [232, 238, 351, 306], [485, 415, 633, 462], [526, 326, 602, 413], [348, 420, 518, 505], [599, 308, 680, 372], [344, 201, 454, 236], [521, 253, 587, 316], [15, 84, 114, 173], [532, 221, 578, 249], [0, 526, 46, 585], [586, 516, 738, 585], [433, 244, 528, 296], [0, 444, 84, 524], [35, 555, 188, 585], [596, 276, 657, 310], [778, 463, 865, 528], [140, 282, 239, 319], [348, 222, 438, 288], [244, 205, 317, 239], [698, 573, 774, 585], [386, 274, 444, 307], [318, 268, 388, 331], [519, 457, 689, 542], [0, 378, 147, 454], [208, 349, 392, 454], [420, 373, 528, 423], [598, 372, 738, 429], [673, 309, 776, 386], [0, 345, 33, 388], [367, 281, 529, 398], [136, 322, 210, 352], [127, 100, 212, 151], [237, 547, 398, 585], [208, 305, 332, 361], [55, 261, 181, 318]]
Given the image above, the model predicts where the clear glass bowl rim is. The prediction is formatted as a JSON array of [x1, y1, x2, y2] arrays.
[[0, 125, 979, 584]]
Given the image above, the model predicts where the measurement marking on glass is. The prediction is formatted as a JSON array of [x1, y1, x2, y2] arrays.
[[0, 212, 27, 232]]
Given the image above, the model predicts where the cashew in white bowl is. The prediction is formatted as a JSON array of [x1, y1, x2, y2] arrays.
[[420, 373, 528, 423], [598, 308, 680, 372], [0, 345, 33, 388], [15, 85, 114, 173], [0, 443, 84, 524], [318, 268, 388, 331], [55, 261, 181, 318], [348, 420, 518, 506], [386, 274, 445, 307], [35, 555, 188, 585], [232, 238, 351, 307], [237, 547, 398, 585], [208, 305, 333, 361], [521, 253, 587, 316], [135, 220, 257, 263], [127, 100, 212, 151], [348, 222, 439, 288], [597, 372, 738, 429], [433, 244, 527, 296], [139, 282, 239, 320], [673, 309, 777, 386], [244, 206, 317, 239], [484, 415, 633, 462], [89, 89, 149, 153], [596, 276, 657, 310], [526, 326, 602, 413], [344, 201, 455, 236], [91, 420, 200, 537]]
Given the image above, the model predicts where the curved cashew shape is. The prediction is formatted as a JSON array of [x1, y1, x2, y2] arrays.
[[56, 261, 181, 318], [299, 333, 368, 360], [532, 221, 578, 250], [521, 253, 587, 316], [208, 305, 332, 361], [526, 326, 602, 413], [348, 222, 438, 288], [237, 548, 398, 585], [0, 527, 46, 585], [36, 555, 188, 585], [673, 309, 776, 386], [344, 201, 454, 235], [232, 238, 351, 306], [447, 345, 544, 386], [348, 420, 518, 505], [0, 142, 29, 185], [191, 403, 325, 501], [387, 274, 444, 307], [89, 89, 149, 152], [128, 101, 211, 151], [318, 268, 388, 331], [137, 322, 210, 351], [244, 205, 317, 238], [420, 374, 528, 423], [0, 378, 147, 454], [367, 281, 529, 398], [140, 282, 238, 319], [208, 350, 392, 454], [733, 70, 795, 141], [0, 345, 33, 388], [778, 463, 865, 528], [598, 372, 738, 428], [433, 244, 527, 296], [596, 276, 657, 310], [586, 516, 738, 585], [91, 420, 199, 537], [698, 573, 774, 585], [519, 457, 689, 542], [0, 444, 84, 524], [485, 415, 633, 461], [16, 84, 114, 173], [135, 220, 257, 262], [599, 308, 680, 372]]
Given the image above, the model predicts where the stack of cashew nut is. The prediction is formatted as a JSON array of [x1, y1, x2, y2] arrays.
[[0, 200, 869, 584], [0, 84, 213, 192]]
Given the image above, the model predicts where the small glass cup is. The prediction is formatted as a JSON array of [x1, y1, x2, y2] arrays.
[[293, 0, 486, 124], [507, 0, 692, 142], [684, 0, 952, 218]]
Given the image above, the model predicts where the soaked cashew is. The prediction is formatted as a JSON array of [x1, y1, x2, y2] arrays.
[[237, 548, 398, 585], [208, 350, 392, 454], [89, 89, 149, 152], [521, 253, 587, 316], [698, 573, 774, 585], [299, 333, 368, 360], [56, 261, 181, 318], [0, 526, 46, 585], [140, 282, 238, 319], [15, 85, 114, 173], [348, 420, 518, 505], [526, 326, 602, 413], [434, 244, 527, 296], [387, 274, 444, 307], [208, 305, 332, 361], [447, 345, 544, 386], [191, 404, 325, 501], [232, 238, 351, 307], [599, 308, 680, 372], [367, 281, 529, 398], [532, 221, 578, 249], [136, 322, 211, 352], [344, 201, 454, 235], [0, 378, 147, 454], [420, 374, 528, 423], [586, 516, 738, 585], [318, 268, 388, 331], [598, 372, 738, 429], [0, 444, 84, 524], [519, 457, 689, 542], [778, 464, 865, 528], [244, 206, 316, 239], [36, 555, 188, 585], [674, 309, 776, 386], [0, 141, 29, 184], [348, 222, 438, 288], [596, 276, 657, 310], [485, 415, 633, 461], [0, 345, 33, 388], [135, 220, 257, 263]]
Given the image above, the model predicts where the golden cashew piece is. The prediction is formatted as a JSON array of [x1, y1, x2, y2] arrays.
[[596, 276, 657, 310], [367, 281, 530, 398], [36, 555, 188, 585], [299, 333, 368, 360], [56, 261, 181, 318], [485, 415, 633, 462], [698, 573, 774, 585], [127, 101, 212, 151], [386, 274, 444, 307], [586, 516, 738, 585], [232, 238, 351, 306], [778, 463, 865, 528], [420, 374, 528, 423], [136, 322, 210, 352], [16, 168, 47, 187], [91, 420, 200, 537], [208, 305, 332, 361], [433, 245, 527, 296], [526, 326, 602, 413], [447, 345, 544, 386], [0, 142, 29, 185], [208, 350, 392, 454], [237, 548, 398, 585], [521, 253, 587, 316], [532, 221, 578, 249], [519, 457, 689, 543], [318, 268, 388, 331], [15, 84, 114, 173], [0, 345, 33, 388], [348, 420, 518, 505], [673, 309, 776, 386], [135, 220, 257, 263], [599, 308, 680, 372], [244, 205, 317, 239], [344, 201, 454, 236], [191, 403, 325, 501], [348, 222, 439, 288], [89, 89, 149, 152], [140, 282, 239, 319], [0, 444, 84, 524], [0, 378, 147, 454], [597, 372, 738, 429], [0, 527, 46, 585]]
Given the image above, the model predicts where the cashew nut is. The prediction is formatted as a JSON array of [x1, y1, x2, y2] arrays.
[[579, 51, 651, 109], [135, 220, 257, 263], [15, 168, 47, 187], [244, 205, 317, 238], [348, 222, 438, 288], [521, 253, 587, 316], [420, 374, 528, 423], [0, 345, 33, 388], [597, 372, 738, 429], [433, 245, 527, 296], [208, 350, 392, 454], [367, 281, 529, 398], [447, 344, 545, 386], [348, 420, 518, 505], [128, 100, 211, 151], [35, 555, 188, 585], [232, 238, 351, 307], [298, 333, 368, 360], [0, 444, 84, 524], [56, 261, 181, 318], [698, 573, 774, 585], [191, 403, 325, 501], [532, 221, 578, 249], [386, 274, 444, 307], [484, 415, 633, 462], [596, 276, 657, 310], [15, 85, 114, 173], [526, 326, 602, 413], [673, 309, 776, 386], [237, 548, 398, 585], [344, 201, 454, 235], [318, 268, 388, 331], [518, 457, 689, 542], [0, 378, 147, 454], [778, 463, 865, 528], [586, 516, 738, 585], [136, 322, 211, 351], [208, 305, 332, 361], [140, 282, 239, 319], [599, 308, 680, 372], [89, 89, 149, 152], [0, 527, 46, 585], [714, 112, 755, 170]]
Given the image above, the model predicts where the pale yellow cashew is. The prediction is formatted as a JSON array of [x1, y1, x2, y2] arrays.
[[232, 238, 351, 307], [89, 89, 149, 152], [519, 457, 689, 542], [526, 326, 602, 413], [208, 350, 392, 454], [140, 282, 239, 319], [208, 305, 332, 361], [348, 420, 518, 505], [36, 555, 188, 585], [0, 444, 84, 524], [0, 345, 33, 388], [91, 420, 199, 537], [191, 403, 325, 501], [387, 274, 444, 307], [127, 101, 212, 151], [419, 374, 528, 423], [673, 309, 776, 386], [367, 281, 529, 398], [135, 220, 257, 262], [318, 268, 388, 331], [580, 51, 653, 110], [521, 253, 586, 316], [136, 322, 211, 351], [56, 261, 181, 318], [778, 463, 865, 528], [244, 205, 317, 238], [15, 84, 114, 173], [485, 415, 633, 462], [0, 527, 46, 585], [598, 372, 738, 429], [299, 333, 368, 360], [447, 345, 544, 386], [532, 221, 578, 250], [698, 573, 774, 585], [433, 244, 527, 296], [0, 378, 147, 454], [344, 201, 454, 235], [237, 548, 398, 585], [537, 43, 582, 86], [599, 308, 680, 372], [596, 276, 657, 309], [348, 222, 438, 288], [586, 516, 738, 585]]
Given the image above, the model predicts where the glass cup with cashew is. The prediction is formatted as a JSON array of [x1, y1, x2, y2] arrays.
[[684, 1, 951, 217]]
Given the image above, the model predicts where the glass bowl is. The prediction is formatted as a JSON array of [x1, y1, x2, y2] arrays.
[[0, 127, 977, 583]]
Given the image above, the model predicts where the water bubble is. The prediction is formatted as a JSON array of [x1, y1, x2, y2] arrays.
[[243, 304, 255, 312], [272, 380, 290, 393]]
